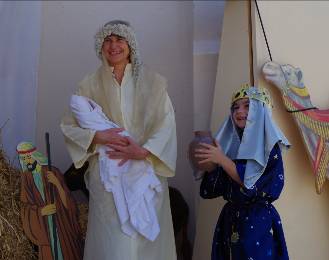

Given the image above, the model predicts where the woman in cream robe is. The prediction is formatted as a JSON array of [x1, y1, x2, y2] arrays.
[[61, 20, 177, 260]]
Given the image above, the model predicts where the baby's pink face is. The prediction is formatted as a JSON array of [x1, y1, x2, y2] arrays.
[[232, 98, 249, 129]]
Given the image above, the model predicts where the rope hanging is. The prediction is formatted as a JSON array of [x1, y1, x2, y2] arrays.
[[254, 0, 273, 62], [248, 0, 254, 86], [253, 1, 317, 113]]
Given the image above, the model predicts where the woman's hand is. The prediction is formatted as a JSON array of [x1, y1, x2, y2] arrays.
[[92, 128, 128, 146], [195, 140, 224, 165], [106, 137, 150, 166]]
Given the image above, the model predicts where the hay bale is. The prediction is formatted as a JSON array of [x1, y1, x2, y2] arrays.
[[77, 202, 88, 241], [0, 148, 37, 259]]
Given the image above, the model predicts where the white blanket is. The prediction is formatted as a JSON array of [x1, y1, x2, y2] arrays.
[[70, 94, 162, 241]]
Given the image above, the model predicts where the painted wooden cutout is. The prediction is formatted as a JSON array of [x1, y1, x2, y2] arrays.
[[16, 142, 83, 259], [262, 61, 329, 193]]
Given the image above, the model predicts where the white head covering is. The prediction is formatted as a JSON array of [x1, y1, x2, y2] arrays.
[[215, 85, 290, 188]]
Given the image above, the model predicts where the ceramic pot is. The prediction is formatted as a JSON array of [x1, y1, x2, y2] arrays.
[[188, 131, 216, 172]]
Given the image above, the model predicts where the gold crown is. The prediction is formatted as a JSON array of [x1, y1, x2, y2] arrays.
[[231, 84, 272, 108]]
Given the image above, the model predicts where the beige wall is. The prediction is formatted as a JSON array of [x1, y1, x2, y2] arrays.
[[254, 2, 329, 259], [193, 53, 218, 131], [36, 0, 196, 239], [192, 53, 219, 244], [194, 1, 329, 260], [193, 2, 250, 259], [192, 1, 224, 235]]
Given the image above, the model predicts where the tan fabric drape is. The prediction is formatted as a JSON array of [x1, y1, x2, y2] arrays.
[[61, 63, 176, 178]]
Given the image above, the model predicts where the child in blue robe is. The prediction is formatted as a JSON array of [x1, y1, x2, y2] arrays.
[[196, 85, 290, 260]]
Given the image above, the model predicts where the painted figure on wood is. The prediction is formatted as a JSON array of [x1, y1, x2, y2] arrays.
[[17, 142, 83, 260], [263, 61, 329, 193]]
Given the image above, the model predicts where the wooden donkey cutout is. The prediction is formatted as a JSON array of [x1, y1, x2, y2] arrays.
[[262, 61, 329, 194]]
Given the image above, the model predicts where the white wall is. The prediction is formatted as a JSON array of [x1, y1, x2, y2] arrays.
[[0, 2, 41, 165], [36, 0, 196, 239]]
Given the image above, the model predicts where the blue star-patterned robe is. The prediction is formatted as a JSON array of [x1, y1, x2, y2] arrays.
[[200, 144, 289, 260]]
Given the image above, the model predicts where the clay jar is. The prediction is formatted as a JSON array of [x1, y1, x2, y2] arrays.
[[188, 131, 216, 172]]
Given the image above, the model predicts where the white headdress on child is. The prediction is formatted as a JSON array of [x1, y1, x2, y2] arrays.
[[215, 84, 290, 188]]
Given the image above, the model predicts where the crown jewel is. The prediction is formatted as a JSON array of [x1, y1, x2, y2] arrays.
[[232, 84, 272, 108]]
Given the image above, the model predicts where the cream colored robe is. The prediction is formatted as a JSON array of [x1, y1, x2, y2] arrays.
[[61, 64, 177, 260]]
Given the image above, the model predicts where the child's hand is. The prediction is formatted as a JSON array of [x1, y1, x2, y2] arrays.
[[195, 140, 223, 165]]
